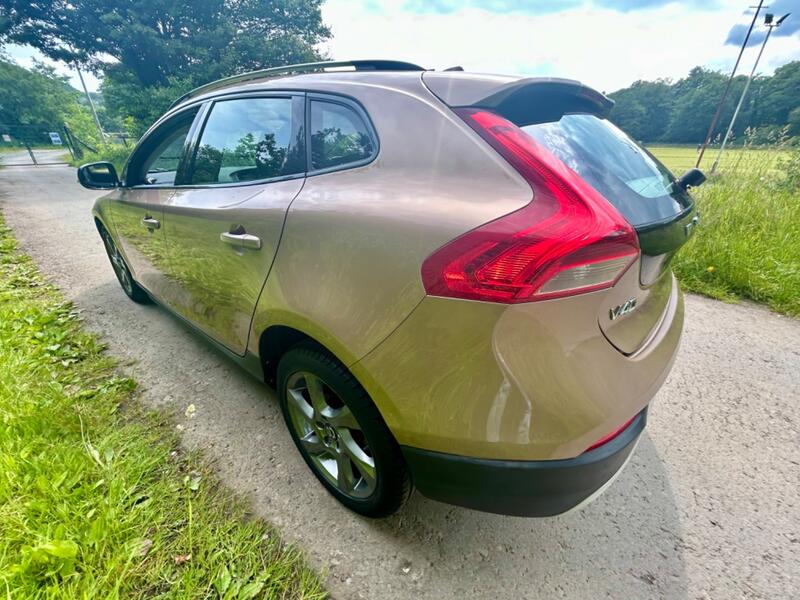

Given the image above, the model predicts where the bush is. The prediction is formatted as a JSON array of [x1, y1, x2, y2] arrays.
[[70, 143, 131, 174]]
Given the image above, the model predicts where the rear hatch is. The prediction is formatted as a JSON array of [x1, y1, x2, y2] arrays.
[[423, 72, 696, 354]]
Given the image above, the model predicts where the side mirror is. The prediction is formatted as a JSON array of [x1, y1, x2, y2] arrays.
[[78, 162, 120, 189], [676, 168, 706, 191]]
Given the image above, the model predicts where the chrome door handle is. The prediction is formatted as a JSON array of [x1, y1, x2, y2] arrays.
[[220, 231, 261, 250], [141, 217, 160, 230]]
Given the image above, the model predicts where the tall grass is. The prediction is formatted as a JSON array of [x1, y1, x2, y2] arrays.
[[661, 149, 800, 317], [0, 216, 326, 598]]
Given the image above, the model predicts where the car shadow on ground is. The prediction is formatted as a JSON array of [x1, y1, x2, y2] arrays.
[[73, 279, 689, 600], [367, 433, 689, 598]]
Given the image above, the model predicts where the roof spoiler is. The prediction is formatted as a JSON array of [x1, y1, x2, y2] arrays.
[[423, 73, 614, 127]]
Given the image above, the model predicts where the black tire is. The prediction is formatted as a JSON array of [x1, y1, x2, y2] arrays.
[[99, 228, 150, 304], [277, 345, 411, 517]]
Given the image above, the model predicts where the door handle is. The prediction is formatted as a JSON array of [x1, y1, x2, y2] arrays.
[[220, 231, 261, 250], [141, 216, 160, 230]]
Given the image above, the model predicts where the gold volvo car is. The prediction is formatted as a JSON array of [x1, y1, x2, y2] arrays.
[[79, 60, 703, 518]]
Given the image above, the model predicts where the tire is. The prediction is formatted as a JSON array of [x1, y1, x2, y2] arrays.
[[277, 345, 411, 517], [99, 228, 150, 304]]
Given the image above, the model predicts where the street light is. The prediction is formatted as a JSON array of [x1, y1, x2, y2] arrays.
[[695, 0, 766, 169], [710, 12, 791, 173]]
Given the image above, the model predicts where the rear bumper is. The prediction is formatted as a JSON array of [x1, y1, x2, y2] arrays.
[[402, 408, 646, 517]]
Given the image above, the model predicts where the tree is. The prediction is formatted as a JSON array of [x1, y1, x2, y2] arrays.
[[758, 61, 800, 129], [609, 62, 800, 145], [609, 79, 673, 142], [0, 59, 70, 126], [1, 0, 330, 133]]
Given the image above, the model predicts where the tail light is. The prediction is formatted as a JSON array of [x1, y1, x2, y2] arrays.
[[421, 108, 639, 303], [585, 415, 636, 453]]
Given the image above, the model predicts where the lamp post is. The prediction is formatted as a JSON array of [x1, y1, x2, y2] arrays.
[[695, 1, 765, 169], [75, 63, 105, 142], [711, 12, 790, 173]]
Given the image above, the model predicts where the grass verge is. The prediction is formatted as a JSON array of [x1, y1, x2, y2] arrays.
[[650, 147, 800, 317], [0, 215, 325, 598]]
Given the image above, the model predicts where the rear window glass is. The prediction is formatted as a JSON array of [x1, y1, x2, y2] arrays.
[[522, 114, 692, 227]]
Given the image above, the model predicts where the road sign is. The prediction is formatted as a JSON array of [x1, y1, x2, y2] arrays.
[[48, 132, 63, 145], [2, 134, 11, 143]]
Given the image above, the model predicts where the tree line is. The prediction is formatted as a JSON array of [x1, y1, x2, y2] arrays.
[[0, 0, 329, 137], [2, 0, 798, 146], [608, 62, 800, 145]]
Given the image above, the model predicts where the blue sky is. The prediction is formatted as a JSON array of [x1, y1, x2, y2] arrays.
[[6, 0, 800, 93]]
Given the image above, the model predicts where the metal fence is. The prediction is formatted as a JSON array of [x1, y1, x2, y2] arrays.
[[0, 123, 75, 166]]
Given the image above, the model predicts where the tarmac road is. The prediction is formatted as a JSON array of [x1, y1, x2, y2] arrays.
[[1, 163, 798, 599]]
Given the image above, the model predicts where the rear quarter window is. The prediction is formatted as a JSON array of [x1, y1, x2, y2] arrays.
[[309, 100, 375, 171]]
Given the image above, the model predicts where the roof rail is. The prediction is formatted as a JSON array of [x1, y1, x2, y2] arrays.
[[169, 59, 427, 108]]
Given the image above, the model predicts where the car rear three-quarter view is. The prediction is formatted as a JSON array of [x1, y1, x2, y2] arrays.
[[82, 61, 700, 518]]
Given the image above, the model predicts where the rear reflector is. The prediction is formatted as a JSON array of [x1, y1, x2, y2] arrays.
[[585, 416, 636, 453], [421, 108, 639, 303]]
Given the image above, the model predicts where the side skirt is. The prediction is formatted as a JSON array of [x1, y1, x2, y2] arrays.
[[145, 292, 266, 383]]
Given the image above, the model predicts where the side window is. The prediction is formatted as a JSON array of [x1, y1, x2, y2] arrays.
[[130, 107, 198, 186], [309, 100, 375, 171], [189, 97, 303, 185]]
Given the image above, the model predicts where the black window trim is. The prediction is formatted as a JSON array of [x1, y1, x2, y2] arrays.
[[122, 88, 378, 189], [124, 103, 207, 189], [305, 92, 379, 177], [176, 91, 307, 189]]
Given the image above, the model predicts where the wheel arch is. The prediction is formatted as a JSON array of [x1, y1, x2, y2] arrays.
[[258, 324, 328, 387], [256, 322, 396, 432]]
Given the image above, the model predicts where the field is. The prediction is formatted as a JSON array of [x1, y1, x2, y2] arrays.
[[649, 145, 799, 317], [0, 217, 326, 598], [648, 145, 790, 175]]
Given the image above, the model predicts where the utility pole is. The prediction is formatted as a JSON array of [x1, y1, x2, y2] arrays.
[[711, 12, 790, 173], [696, 1, 765, 168], [75, 63, 105, 141]]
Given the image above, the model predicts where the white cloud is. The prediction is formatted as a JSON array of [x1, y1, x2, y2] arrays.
[[320, 0, 800, 92], [5, 44, 102, 93], [5, 1, 799, 94]]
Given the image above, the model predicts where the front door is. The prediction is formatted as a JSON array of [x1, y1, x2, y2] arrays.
[[112, 106, 201, 297], [164, 94, 306, 354]]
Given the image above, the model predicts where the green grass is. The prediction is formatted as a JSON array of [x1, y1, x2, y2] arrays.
[[0, 216, 326, 598], [649, 146, 800, 317], [648, 144, 790, 177]]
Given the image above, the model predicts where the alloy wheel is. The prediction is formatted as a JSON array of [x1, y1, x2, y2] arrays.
[[285, 371, 377, 498], [103, 234, 133, 296]]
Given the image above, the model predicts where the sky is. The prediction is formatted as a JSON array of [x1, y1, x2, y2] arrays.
[[5, 0, 800, 94]]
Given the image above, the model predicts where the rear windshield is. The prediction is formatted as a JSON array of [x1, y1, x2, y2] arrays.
[[522, 114, 692, 227]]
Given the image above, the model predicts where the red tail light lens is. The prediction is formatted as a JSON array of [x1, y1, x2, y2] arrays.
[[585, 415, 636, 452], [420, 108, 639, 303]]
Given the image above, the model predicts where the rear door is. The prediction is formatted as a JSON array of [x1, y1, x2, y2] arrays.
[[163, 93, 306, 355], [112, 106, 201, 297]]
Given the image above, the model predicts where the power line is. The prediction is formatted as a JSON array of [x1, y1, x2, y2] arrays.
[[711, 12, 791, 173], [695, 1, 766, 168]]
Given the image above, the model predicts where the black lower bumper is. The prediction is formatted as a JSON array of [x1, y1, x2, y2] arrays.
[[401, 409, 646, 517]]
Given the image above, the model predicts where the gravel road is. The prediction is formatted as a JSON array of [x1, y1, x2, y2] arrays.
[[1, 162, 798, 600]]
